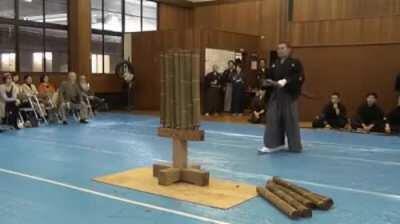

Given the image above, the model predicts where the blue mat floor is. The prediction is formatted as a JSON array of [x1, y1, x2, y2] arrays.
[[1, 113, 399, 224]]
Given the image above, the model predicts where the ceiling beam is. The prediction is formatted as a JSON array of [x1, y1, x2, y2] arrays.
[[150, 0, 194, 8]]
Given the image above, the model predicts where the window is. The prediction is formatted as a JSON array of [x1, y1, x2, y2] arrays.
[[0, 24, 16, 72], [0, 0, 69, 73], [45, 0, 68, 25], [142, 0, 157, 31], [104, 0, 122, 32], [90, 0, 157, 74], [104, 35, 122, 74], [19, 26, 44, 72], [91, 34, 103, 73], [19, 0, 44, 23], [45, 29, 68, 72], [125, 0, 141, 32], [0, 0, 15, 19]]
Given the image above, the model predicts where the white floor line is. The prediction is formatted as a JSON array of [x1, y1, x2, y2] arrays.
[[0, 168, 230, 224]]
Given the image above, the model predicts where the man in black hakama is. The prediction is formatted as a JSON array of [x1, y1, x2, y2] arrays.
[[222, 60, 236, 113], [204, 65, 222, 116], [386, 96, 400, 134], [258, 42, 305, 153]]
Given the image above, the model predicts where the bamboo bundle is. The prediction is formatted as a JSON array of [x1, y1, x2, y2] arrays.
[[272, 177, 334, 210], [257, 187, 300, 219], [266, 181, 312, 217], [159, 49, 201, 129]]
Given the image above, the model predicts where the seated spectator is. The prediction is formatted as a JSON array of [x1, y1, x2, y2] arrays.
[[248, 89, 266, 124], [312, 92, 348, 129], [0, 73, 20, 128], [58, 72, 89, 124], [386, 96, 400, 134], [79, 75, 106, 114], [38, 74, 57, 106], [351, 93, 388, 133]]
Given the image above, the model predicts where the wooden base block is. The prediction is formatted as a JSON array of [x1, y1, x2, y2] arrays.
[[158, 128, 205, 141], [181, 168, 210, 186], [159, 168, 181, 186], [153, 163, 202, 177]]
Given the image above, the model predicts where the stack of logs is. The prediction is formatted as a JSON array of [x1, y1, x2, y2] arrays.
[[257, 177, 334, 219], [160, 50, 201, 129]]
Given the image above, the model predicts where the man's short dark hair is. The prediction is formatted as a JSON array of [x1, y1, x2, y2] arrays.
[[278, 41, 292, 49], [331, 92, 341, 97], [366, 92, 378, 98]]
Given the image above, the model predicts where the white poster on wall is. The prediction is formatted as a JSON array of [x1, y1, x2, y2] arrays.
[[204, 48, 236, 75]]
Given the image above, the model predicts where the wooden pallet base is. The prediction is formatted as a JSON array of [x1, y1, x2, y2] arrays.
[[153, 163, 210, 186]]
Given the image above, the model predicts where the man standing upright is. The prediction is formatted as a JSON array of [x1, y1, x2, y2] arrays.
[[258, 42, 305, 153]]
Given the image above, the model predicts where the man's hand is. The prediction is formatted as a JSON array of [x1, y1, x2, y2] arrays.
[[277, 79, 287, 87]]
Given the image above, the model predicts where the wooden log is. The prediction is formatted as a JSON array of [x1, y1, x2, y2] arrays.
[[266, 182, 312, 217], [158, 168, 181, 186], [257, 187, 301, 219], [272, 177, 334, 210], [181, 168, 210, 186], [267, 181, 314, 209]]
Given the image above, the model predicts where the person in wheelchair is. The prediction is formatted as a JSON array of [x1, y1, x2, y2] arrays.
[[19, 75, 47, 126], [58, 72, 89, 125], [79, 75, 106, 116], [38, 75, 59, 123], [0, 73, 21, 129]]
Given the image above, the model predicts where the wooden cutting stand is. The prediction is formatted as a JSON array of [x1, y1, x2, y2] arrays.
[[153, 127, 210, 186]]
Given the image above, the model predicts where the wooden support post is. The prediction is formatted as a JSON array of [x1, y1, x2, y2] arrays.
[[153, 128, 209, 187]]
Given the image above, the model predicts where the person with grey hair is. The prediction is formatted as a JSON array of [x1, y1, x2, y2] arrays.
[[58, 72, 89, 124]]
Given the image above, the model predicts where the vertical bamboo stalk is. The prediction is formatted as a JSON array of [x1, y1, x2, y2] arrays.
[[160, 53, 166, 127], [191, 51, 201, 128], [185, 51, 193, 129], [173, 52, 181, 129], [165, 52, 173, 128]]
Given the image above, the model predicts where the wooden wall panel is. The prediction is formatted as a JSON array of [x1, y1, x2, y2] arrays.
[[293, 0, 400, 22], [158, 3, 193, 30], [193, 1, 261, 35], [131, 29, 259, 111], [293, 44, 400, 121], [289, 16, 400, 46]]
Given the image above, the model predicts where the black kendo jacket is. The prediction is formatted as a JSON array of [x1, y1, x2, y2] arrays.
[[268, 57, 305, 99], [395, 73, 400, 93]]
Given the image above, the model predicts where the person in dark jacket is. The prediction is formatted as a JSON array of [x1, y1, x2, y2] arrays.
[[221, 60, 236, 113], [249, 89, 267, 124], [351, 93, 388, 133], [386, 96, 400, 134], [231, 64, 246, 116], [312, 92, 348, 129], [259, 42, 305, 153], [204, 65, 222, 116]]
